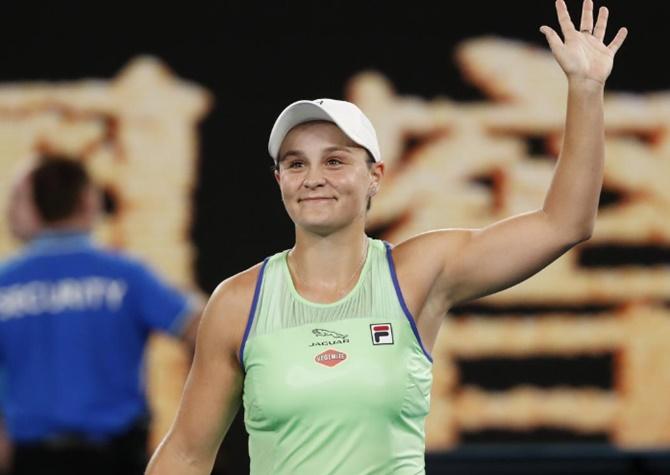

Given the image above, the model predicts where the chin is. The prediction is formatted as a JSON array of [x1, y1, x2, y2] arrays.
[[286, 202, 365, 235], [297, 220, 340, 236], [298, 213, 366, 237], [290, 211, 340, 234]]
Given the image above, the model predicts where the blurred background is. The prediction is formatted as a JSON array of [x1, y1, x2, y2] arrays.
[[0, 1, 669, 474]]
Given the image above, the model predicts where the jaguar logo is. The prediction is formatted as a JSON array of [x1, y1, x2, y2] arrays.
[[312, 329, 348, 339], [309, 328, 350, 347]]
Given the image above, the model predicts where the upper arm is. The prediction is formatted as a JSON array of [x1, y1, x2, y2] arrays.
[[148, 266, 259, 472], [395, 209, 586, 309], [441, 209, 584, 304]]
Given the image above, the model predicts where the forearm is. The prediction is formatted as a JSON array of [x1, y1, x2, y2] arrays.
[[146, 433, 216, 475], [542, 77, 605, 241]]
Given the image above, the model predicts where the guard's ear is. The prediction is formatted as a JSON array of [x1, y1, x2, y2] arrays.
[[81, 184, 103, 221]]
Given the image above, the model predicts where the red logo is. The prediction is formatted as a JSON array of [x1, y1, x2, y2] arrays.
[[314, 349, 347, 367]]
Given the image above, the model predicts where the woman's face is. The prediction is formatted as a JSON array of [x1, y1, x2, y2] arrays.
[[276, 121, 383, 235]]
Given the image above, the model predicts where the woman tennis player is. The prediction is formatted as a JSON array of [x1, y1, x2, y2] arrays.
[[147, 1, 627, 473]]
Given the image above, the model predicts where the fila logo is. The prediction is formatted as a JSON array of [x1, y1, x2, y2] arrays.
[[370, 323, 394, 345], [315, 349, 347, 367]]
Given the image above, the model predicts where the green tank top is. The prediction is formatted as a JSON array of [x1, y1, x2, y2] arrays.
[[240, 238, 433, 475]]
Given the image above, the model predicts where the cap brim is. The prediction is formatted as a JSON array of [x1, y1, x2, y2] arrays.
[[268, 101, 352, 162]]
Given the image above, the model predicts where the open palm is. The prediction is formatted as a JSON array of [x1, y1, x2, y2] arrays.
[[541, 0, 628, 85]]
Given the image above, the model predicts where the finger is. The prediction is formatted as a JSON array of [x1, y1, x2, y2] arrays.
[[607, 27, 628, 54], [540, 25, 565, 54], [555, 0, 576, 36], [579, 0, 594, 33], [593, 6, 608, 41]]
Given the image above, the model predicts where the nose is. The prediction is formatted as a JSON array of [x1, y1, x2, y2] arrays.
[[303, 167, 326, 189]]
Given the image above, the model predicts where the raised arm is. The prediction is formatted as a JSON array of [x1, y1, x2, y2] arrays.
[[539, 0, 627, 240], [396, 0, 628, 309], [145, 267, 259, 475]]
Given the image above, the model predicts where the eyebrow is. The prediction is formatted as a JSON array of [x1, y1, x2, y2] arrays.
[[323, 146, 356, 155], [277, 150, 306, 164], [278, 146, 357, 163]]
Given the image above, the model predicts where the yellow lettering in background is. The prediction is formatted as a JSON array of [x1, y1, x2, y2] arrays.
[[349, 38, 670, 449]]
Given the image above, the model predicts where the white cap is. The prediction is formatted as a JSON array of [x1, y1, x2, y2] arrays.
[[268, 98, 381, 163]]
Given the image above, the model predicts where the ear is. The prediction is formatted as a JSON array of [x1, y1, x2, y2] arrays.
[[368, 161, 385, 196], [6, 174, 42, 242], [274, 168, 281, 185], [81, 184, 102, 222]]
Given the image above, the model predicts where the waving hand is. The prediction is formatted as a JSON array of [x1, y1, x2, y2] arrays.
[[540, 0, 627, 85]]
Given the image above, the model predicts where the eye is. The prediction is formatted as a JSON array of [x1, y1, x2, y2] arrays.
[[326, 157, 344, 166], [285, 160, 304, 169]]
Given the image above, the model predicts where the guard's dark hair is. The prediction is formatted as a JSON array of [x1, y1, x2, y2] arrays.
[[30, 156, 90, 223]]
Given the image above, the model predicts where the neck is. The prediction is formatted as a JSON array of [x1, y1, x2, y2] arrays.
[[42, 227, 88, 235], [41, 218, 91, 234], [289, 224, 369, 300]]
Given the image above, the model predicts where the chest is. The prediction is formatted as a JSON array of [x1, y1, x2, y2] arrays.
[[243, 318, 430, 427]]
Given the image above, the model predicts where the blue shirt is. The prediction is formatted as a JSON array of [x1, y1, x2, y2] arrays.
[[0, 231, 193, 442]]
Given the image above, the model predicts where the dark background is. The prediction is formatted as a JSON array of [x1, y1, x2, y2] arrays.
[[2, 1, 667, 473]]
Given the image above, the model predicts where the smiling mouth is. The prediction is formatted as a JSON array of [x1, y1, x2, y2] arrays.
[[299, 197, 335, 202]]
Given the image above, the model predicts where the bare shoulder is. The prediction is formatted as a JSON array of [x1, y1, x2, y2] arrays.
[[197, 261, 265, 364]]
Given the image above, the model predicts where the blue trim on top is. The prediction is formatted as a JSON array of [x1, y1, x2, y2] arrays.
[[383, 241, 433, 363], [239, 257, 271, 371]]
